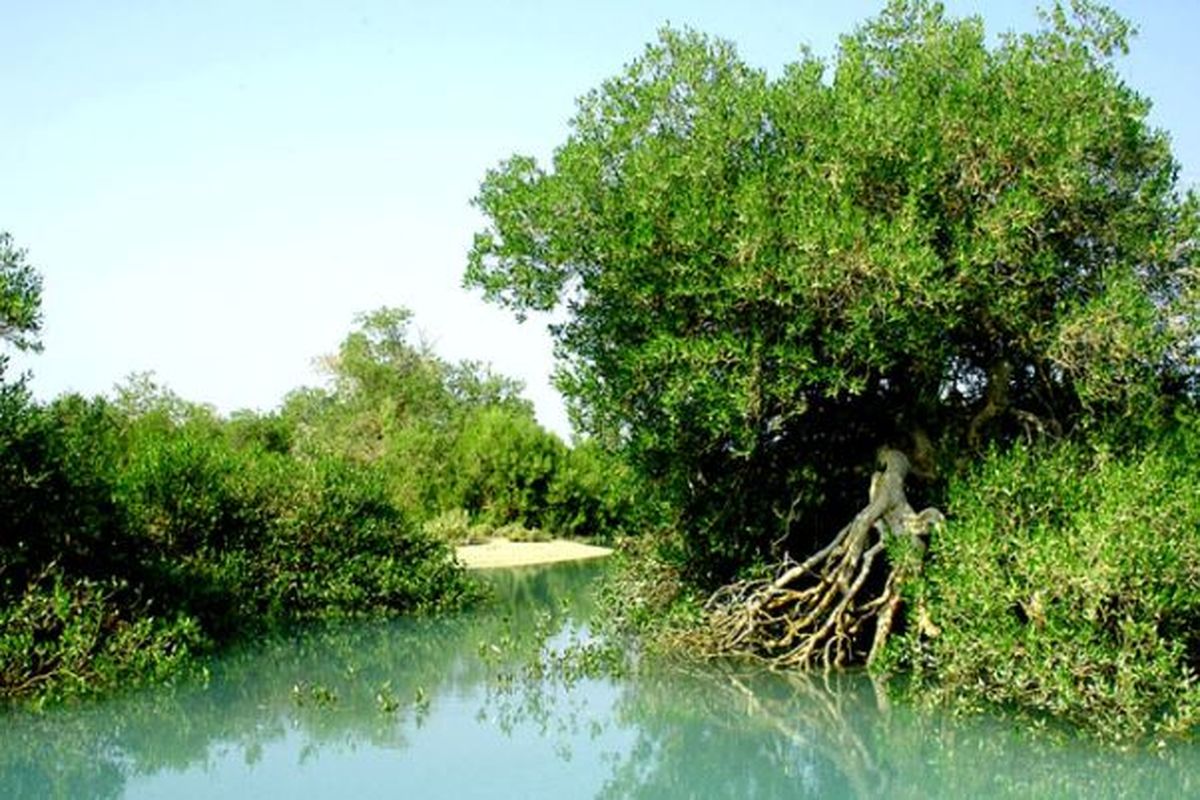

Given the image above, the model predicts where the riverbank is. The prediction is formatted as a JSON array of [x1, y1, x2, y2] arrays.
[[455, 538, 613, 569]]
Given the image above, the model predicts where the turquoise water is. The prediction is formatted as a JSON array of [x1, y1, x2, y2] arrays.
[[1, 560, 1198, 799]]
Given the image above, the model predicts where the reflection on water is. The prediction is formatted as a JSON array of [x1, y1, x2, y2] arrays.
[[1, 560, 1197, 799]]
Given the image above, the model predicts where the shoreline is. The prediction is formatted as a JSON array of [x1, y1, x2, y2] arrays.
[[455, 538, 613, 570]]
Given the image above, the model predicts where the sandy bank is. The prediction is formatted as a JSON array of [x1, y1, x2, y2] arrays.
[[455, 538, 613, 570]]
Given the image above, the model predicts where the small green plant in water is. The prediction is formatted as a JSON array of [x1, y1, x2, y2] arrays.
[[375, 682, 400, 714], [291, 681, 338, 708]]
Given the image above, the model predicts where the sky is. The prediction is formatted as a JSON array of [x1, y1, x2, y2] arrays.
[[3, 1, 1198, 438]]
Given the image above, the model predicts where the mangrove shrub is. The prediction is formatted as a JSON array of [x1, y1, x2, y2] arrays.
[[890, 419, 1200, 740]]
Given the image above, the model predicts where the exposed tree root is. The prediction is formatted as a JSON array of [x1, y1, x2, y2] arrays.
[[703, 448, 943, 670]]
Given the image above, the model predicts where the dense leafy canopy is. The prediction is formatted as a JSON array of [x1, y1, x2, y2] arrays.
[[467, 1, 1199, 578], [281, 306, 635, 537]]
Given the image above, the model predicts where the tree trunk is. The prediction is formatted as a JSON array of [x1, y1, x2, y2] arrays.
[[702, 448, 943, 670]]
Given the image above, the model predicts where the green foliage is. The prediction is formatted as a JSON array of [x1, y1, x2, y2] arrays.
[[889, 419, 1200, 740], [593, 533, 705, 643], [0, 575, 204, 703], [0, 299, 626, 703], [0, 388, 215, 702], [545, 440, 644, 542], [0, 372, 475, 701], [286, 306, 641, 542], [258, 455, 469, 619], [112, 409, 473, 629], [444, 405, 564, 528], [466, 2, 1199, 580], [0, 232, 42, 354], [0, 390, 127, 594]]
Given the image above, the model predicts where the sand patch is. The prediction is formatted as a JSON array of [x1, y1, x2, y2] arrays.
[[455, 538, 613, 569]]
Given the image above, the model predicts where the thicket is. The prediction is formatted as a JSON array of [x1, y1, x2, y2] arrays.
[[886, 416, 1200, 741], [0, 380, 475, 701], [1, 236, 630, 702]]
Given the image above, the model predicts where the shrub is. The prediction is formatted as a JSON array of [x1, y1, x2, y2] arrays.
[[0, 385, 475, 701], [444, 406, 564, 528], [258, 456, 471, 620], [891, 420, 1200, 740], [0, 574, 205, 702], [545, 440, 643, 542], [0, 391, 126, 594]]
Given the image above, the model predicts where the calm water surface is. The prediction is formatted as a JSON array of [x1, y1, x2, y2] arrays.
[[2, 560, 1197, 799]]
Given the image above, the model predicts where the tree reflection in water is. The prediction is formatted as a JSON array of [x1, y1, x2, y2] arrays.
[[504, 656, 1200, 799], [0, 562, 600, 799], [1, 560, 1197, 799]]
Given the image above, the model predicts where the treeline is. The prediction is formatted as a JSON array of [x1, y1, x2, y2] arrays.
[[0, 231, 635, 701], [274, 307, 639, 542]]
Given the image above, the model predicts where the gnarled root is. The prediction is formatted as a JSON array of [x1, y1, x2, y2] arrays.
[[703, 448, 943, 670]]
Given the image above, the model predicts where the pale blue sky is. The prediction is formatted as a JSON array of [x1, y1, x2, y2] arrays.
[[3, 1, 1197, 437]]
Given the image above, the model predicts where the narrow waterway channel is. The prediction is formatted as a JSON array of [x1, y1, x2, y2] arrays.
[[1, 560, 1197, 799]]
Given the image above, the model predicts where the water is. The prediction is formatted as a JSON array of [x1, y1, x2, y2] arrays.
[[2, 560, 1197, 799]]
